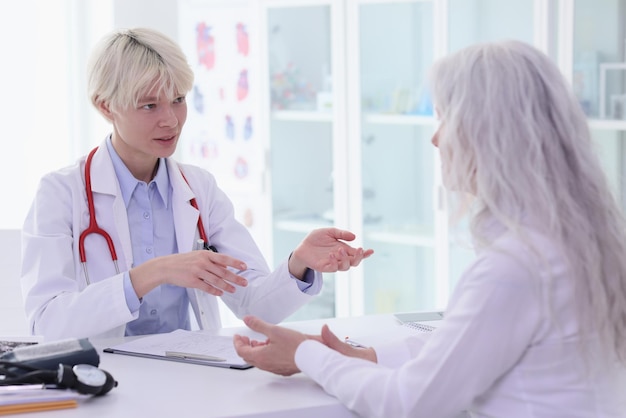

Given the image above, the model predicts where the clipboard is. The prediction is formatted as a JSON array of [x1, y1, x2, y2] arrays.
[[394, 311, 444, 333], [103, 329, 252, 370]]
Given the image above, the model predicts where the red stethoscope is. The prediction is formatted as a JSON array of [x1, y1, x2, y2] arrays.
[[78, 146, 209, 284]]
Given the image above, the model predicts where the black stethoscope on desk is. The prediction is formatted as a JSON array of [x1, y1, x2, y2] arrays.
[[78, 146, 210, 284]]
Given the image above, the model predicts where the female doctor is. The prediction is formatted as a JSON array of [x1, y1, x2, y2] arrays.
[[21, 27, 372, 341]]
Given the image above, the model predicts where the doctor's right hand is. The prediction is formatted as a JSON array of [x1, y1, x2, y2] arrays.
[[128, 251, 249, 298]]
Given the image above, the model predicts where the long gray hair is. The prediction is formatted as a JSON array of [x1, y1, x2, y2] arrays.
[[430, 40, 626, 362]]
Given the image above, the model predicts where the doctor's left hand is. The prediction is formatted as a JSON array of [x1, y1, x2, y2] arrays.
[[129, 251, 249, 298], [233, 315, 306, 376], [288, 228, 374, 279]]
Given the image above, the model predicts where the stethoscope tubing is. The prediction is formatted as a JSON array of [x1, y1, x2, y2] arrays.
[[79, 147, 120, 284], [79, 146, 208, 285]]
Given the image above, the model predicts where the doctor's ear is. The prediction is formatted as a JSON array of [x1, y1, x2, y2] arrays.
[[95, 99, 114, 121]]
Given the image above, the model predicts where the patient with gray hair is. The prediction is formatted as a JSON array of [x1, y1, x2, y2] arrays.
[[233, 40, 626, 418]]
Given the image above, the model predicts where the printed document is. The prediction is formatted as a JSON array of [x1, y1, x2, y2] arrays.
[[104, 329, 251, 369]]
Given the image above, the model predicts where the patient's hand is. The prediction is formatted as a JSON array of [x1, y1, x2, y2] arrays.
[[233, 316, 305, 376], [319, 324, 377, 363]]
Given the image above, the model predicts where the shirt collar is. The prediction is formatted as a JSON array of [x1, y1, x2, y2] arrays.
[[105, 135, 170, 208]]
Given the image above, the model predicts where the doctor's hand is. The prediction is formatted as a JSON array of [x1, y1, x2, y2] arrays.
[[129, 251, 248, 298], [288, 228, 374, 279], [233, 316, 307, 376]]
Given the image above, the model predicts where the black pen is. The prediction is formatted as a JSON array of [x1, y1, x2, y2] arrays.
[[196, 239, 218, 252], [344, 337, 368, 348], [165, 351, 226, 362], [196, 239, 246, 275]]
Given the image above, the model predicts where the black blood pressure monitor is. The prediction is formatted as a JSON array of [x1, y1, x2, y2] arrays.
[[1, 338, 100, 371], [0, 338, 118, 396], [57, 363, 111, 395]]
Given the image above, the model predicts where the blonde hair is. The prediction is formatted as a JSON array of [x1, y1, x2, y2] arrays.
[[87, 27, 194, 113], [430, 40, 626, 362]]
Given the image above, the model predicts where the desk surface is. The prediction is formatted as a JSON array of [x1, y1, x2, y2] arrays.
[[15, 314, 414, 418]]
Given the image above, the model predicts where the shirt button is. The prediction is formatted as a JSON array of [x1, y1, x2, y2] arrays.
[[143, 212, 150, 219], [150, 309, 157, 315], [146, 247, 153, 254]]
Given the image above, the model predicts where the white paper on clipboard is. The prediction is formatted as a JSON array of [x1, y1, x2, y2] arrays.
[[103, 329, 252, 370]]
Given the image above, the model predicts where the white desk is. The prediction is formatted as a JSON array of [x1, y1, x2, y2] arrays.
[[15, 314, 417, 418]]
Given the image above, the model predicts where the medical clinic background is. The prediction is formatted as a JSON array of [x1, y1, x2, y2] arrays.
[[2, 0, 626, 336]]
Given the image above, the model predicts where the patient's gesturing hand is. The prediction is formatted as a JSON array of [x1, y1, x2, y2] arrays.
[[319, 324, 377, 363], [233, 316, 305, 376]]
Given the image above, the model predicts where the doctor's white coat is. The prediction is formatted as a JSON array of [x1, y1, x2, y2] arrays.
[[21, 143, 320, 340]]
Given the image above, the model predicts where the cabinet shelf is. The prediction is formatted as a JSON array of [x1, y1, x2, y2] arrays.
[[364, 113, 436, 126], [273, 217, 436, 248], [364, 225, 435, 248], [271, 110, 333, 123], [588, 119, 626, 131], [274, 217, 333, 233]]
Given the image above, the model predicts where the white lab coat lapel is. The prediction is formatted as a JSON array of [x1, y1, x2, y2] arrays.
[[167, 159, 198, 254], [167, 160, 222, 331]]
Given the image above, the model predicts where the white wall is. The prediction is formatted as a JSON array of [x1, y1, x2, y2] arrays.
[[0, 230, 29, 336], [0, 0, 115, 230], [0, 0, 116, 334], [1, 1, 72, 229], [114, 0, 179, 40]]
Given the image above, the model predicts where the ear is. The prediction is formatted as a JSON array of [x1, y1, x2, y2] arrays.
[[96, 99, 114, 122]]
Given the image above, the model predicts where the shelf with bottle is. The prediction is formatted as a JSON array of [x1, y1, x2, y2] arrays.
[[588, 119, 626, 130], [271, 110, 333, 122], [360, 80, 436, 126], [598, 62, 626, 120]]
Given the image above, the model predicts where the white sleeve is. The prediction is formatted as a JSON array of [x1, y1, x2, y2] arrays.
[[373, 331, 430, 369], [295, 251, 542, 418], [194, 170, 321, 323], [21, 171, 135, 340]]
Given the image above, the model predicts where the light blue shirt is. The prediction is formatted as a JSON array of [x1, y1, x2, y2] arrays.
[[106, 137, 314, 336], [106, 138, 190, 336]]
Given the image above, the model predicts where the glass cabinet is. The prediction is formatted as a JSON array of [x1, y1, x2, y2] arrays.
[[181, 0, 626, 323], [261, 1, 346, 320], [260, 0, 552, 320], [348, 1, 439, 315], [572, 0, 626, 209], [261, 0, 443, 320], [447, 0, 535, 53]]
